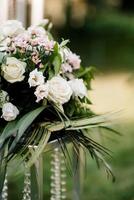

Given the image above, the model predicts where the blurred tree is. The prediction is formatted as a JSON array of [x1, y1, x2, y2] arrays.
[[65, 0, 71, 27], [121, 0, 134, 12], [86, 0, 105, 7]]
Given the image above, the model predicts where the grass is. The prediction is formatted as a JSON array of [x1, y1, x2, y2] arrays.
[[82, 122, 134, 200]]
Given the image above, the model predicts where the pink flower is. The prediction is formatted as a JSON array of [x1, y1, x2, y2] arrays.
[[30, 38, 39, 46], [30, 36, 45, 46], [67, 51, 81, 70], [32, 55, 41, 64], [31, 52, 41, 64], [29, 36, 54, 52], [13, 33, 30, 49], [61, 63, 72, 73], [43, 39, 55, 52]]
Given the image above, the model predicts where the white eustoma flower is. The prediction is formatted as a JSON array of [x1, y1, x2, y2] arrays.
[[68, 79, 87, 99], [28, 69, 45, 87], [61, 63, 72, 73], [0, 90, 9, 108], [60, 48, 69, 62], [0, 37, 11, 51], [1, 57, 26, 83], [0, 20, 24, 38], [2, 102, 19, 121], [28, 26, 46, 37], [34, 84, 49, 102], [47, 76, 72, 105], [60, 48, 81, 70], [67, 51, 81, 70]]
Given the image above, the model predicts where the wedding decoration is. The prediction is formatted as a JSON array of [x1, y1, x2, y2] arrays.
[[0, 19, 117, 199]]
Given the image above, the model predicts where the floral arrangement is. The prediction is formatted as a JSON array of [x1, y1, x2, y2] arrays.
[[0, 20, 116, 196]]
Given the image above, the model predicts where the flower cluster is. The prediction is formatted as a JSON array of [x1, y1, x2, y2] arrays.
[[0, 20, 88, 122], [0, 20, 115, 190]]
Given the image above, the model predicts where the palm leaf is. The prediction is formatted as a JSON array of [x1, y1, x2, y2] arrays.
[[94, 150, 115, 182], [0, 142, 8, 197], [26, 129, 51, 168], [0, 120, 17, 149], [40, 113, 116, 132], [8, 106, 46, 154]]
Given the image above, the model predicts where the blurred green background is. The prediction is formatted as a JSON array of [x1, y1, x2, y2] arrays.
[[4, 0, 134, 199]]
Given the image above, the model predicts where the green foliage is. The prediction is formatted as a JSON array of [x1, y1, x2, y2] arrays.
[[8, 106, 46, 153], [46, 43, 62, 79], [0, 53, 5, 65], [74, 66, 96, 89], [7, 123, 134, 200], [64, 97, 93, 118], [0, 142, 8, 197], [0, 120, 17, 149]]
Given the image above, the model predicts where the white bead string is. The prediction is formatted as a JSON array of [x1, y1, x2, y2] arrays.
[[60, 153, 67, 200], [2, 174, 8, 200], [50, 148, 67, 200], [22, 170, 31, 200]]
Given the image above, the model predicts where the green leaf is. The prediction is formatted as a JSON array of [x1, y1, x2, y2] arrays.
[[0, 142, 8, 197], [9, 106, 46, 153], [0, 121, 18, 149], [17, 107, 45, 141], [31, 165, 39, 200], [0, 52, 5, 64], [60, 39, 70, 47], [40, 113, 116, 132], [35, 155, 43, 200], [48, 67, 55, 80], [27, 129, 51, 168], [53, 42, 59, 54], [52, 54, 61, 75], [74, 66, 96, 89]]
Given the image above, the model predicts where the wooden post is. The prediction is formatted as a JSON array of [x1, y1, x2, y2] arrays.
[[0, 0, 8, 23], [16, 0, 27, 27], [31, 0, 45, 25]]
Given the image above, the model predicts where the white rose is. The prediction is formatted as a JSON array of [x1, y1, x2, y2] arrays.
[[28, 69, 45, 87], [0, 20, 24, 38], [68, 79, 87, 99], [47, 76, 72, 105], [1, 57, 26, 83], [34, 84, 49, 102], [2, 102, 19, 121]]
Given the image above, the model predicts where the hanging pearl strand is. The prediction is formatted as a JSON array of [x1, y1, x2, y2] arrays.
[[60, 152, 67, 199], [2, 174, 8, 200], [22, 170, 31, 200], [50, 147, 67, 200]]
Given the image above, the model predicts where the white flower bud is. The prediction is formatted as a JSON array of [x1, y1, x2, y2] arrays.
[[2, 102, 19, 121], [28, 69, 44, 87], [68, 79, 87, 99]]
